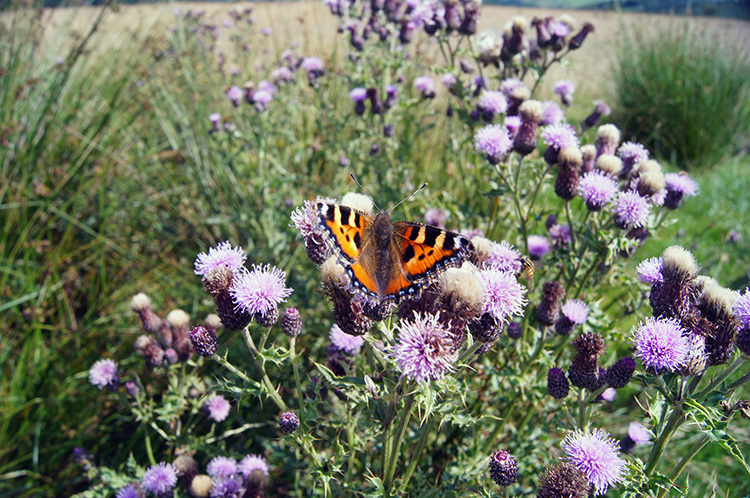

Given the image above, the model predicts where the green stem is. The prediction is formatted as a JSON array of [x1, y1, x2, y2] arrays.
[[578, 388, 587, 430], [565, 200, 577, 253], [573, 252, 605, 300], [726, 368, 750, 391], [695, 358, 745, 400], [384, 393, 417, 495], [241, 328, 288, 410], [643, 407, 686, 476], [519, 327, 546, 376], [399, 415, 433, 493], [458, 339, 483, 364], [290, 337, 304, 408], [144, 427, 156, 466], [657, 434, 710, 498]]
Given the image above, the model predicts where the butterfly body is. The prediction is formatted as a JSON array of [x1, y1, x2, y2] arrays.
[[317, 201, 474, 305]]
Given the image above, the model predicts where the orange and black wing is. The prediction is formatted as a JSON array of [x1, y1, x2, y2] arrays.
[[317, 202, 371, 263], [317, 202, 380, 300], [390, 222, 474, 296]]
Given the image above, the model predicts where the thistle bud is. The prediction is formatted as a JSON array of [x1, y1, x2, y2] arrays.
[[489, 449, 518, 486], [279, 410, 300, 434], [547, 367, 570, 399]]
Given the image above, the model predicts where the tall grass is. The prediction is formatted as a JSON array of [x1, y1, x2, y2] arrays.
[[612, 20, 750, 168], [0, 5, 177, 496]]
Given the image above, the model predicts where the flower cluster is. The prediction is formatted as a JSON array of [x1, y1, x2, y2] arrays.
[[195, 241, 293, 330], [636, 246, 741, 372], [114, 453, 270, 498]]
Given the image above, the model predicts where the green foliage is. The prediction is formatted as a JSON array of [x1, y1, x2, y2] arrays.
[[612, 20, 750, 169]]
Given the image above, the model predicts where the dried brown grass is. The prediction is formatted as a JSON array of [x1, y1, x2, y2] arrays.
[[34, 1, 750, 101]]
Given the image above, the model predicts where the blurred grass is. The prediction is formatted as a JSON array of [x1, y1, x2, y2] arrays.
[[612, 19, 750, 169], [1, 2, 748, 496]]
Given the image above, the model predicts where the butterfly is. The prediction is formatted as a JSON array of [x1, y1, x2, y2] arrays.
[[317, 201, 475, 305]]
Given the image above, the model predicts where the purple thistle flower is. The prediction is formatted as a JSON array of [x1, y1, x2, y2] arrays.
[[477, 90, 508, 121], [239, 454, 269, 477], [207, 456, 238, 478], [414, 76, 436, 98], [500, 78, 525, 97], [141, 462, 178, 496], [527, 235, 550, 260], [329, 324, 364, 355], [349, 87, 367, 102], [393, 312, 456, 384], [261, 26, 272, 35], [204, 394, 231, 422], [88, 358, 118, 390], [664, 172, 698, 209], [554, 81, 576, 96], [551, 21, 571, 37], [479, 268, 527, 324], [578, 171, 618, 211], [271, 66, 293, 84], [300, 56, 324, 73], [636, 257, 663, 284], [628, 421, 651, 444], [617, 141, 649, 166], [549, 224, 572, 249], [613, 191, 651, 229], [441, 73, 457, 88], [230, 264, 293, 317], [424, 207, 447, 227], [541, 101, 565, 126], [599, 387, 616, 401], [257, 80, 276, 95], [225, 86, 243, 107], [209, 112, 221, 133], [632, 317, 689, 372], [116, 485, 139, 498], [210, 476, 242, 498], [541, 123, 579, 149], [474, 124, 512, 165], [734, 289, 750, 326], [554, 79, 575, 106], [385, 84, 398, 108], [290, 198, 333, 238], [485, 240, 523, 274], [504, 115, 521, 138], [195, 241, 246, 277], [252, 90, 273, 111], [562, 428, 626, 495], [562, 300, 589, 325]]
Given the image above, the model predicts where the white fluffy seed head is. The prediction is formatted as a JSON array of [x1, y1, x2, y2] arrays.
[[130, 293, 152, 312], [595, 154, 623, 176], [166, 309, 190, 328], [204, 313, 222, 331], [470, 236, 494, 265], [558, 147, 583, 168], [519, 100, 543, 123], [596, 124, 621, 146], [662, 245, 699, 277], [439, 262, 485, 310], [581, 144, 597, 161], [321, 256, 347, 288], [341, 192, 373, 216]]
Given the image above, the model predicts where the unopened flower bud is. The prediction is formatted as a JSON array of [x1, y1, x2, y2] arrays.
[[489, 449, 518, 486], [279, 410, 300, 434]]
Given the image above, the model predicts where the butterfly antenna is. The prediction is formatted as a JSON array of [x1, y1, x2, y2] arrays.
[[388, 182, 428, 214], [349, 173, 381, 211]]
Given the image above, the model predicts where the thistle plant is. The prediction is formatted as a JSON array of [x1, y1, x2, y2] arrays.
[[70, 2, 750, 497]]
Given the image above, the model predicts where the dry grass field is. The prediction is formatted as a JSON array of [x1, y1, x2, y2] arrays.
[[40, 1, 750, 100]]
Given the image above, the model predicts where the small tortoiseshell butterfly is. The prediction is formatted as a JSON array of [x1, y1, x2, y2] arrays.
[[317, 200, 475, 305]]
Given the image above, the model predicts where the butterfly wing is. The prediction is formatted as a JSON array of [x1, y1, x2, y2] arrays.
[[388, 222, 475, 298], [317, 202, 380, 300]]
